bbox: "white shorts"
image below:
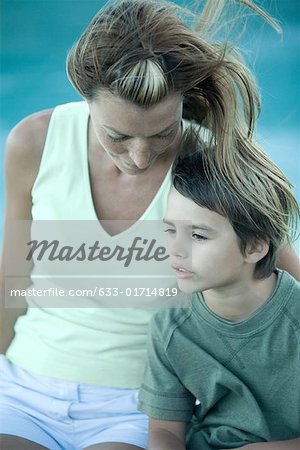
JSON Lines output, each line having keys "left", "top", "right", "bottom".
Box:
{"left": 0, "top": 355, "right": 148, "bottom": 449}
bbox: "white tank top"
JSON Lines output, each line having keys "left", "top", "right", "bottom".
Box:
{"left": 6, "top": 101, "right": 175, "bottom": 387}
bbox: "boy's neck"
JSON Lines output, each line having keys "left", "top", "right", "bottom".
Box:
{"left": 202, "top": 272, "right": 277, "bottom": 322}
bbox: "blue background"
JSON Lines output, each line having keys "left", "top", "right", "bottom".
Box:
{"left": 0, "top": 0, "right": 299, "bottom": 250}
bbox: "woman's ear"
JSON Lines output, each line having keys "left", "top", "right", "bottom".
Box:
{"left": 244, "top": 239, "right": 270, "bottom": 264}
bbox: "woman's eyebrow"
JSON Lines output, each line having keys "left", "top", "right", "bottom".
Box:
{"left": 103, "top": 121, "right": 179, "bottom": 137}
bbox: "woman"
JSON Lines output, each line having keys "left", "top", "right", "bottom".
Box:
{"left": 1, "top": 1, "right": 299, "bottom": 449}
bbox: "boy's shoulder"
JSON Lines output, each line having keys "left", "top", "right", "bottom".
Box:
{"left": 276, "top": 269, "right": 300, "bottom": 315}
{"left": 278, "top": 269, "right": 300, "bottom": 296}
{"left": 150, "top": 296, "right": 195, "bottom": 349}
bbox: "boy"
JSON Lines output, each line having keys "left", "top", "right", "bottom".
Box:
{"left": 138, "top": 134, "right": 300, "bottom": 450}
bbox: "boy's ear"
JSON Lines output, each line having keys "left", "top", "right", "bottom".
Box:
{"left": 244, "top": 239, "right": 270, "bottom": 264}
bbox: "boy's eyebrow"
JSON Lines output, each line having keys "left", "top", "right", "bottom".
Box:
{"left": 192, "top": 224, "right": 215, "bottom": 232}
{"left": 103, "top": 121, "right": 179, "bottom": 137}
{"left": 163, "top": 218, "right": 215, "bottom": 232}
{"left": 163, "top": 218, "right": 174, "bottom": 225}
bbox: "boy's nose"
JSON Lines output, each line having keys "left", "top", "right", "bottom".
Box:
{"left": 169, "top": 238, "right": 189, "bottom": 259}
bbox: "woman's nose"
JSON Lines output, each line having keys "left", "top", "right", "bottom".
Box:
{"left": 128, "top": 140, "right": 152, "bottom": 169}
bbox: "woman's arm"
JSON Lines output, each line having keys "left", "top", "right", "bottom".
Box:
{"left": 148, "top": 418, "right": 186, "bottom": 450}
{"left": 0, "top": 110, "right": 52, "bottom": 353}
{"left": 277, "top": 243, "right": 300, "bottom": 281}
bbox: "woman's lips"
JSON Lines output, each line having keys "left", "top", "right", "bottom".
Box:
{"left": 172, "top": 264, "right": 194, "bottom": 279}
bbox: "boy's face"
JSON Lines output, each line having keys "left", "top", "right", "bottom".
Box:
{"left": 164, "top": 188, "right": 251, "bottom": 294}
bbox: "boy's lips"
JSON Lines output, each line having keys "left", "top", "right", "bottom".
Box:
{"left": 171, "top": 264, "right": 194, "bottom": 279}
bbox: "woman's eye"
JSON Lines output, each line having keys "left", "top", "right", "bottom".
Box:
{"left": 108, "top": 129, "right": 175, "bottom": 142}
{"left": 156, "top": 130, "right": 175, "bottom": 139}
{"left": 108, "top": 135, "right": 128, "bottom": 142}
{"left": 192, "top": 233, "right": 207, "bottom": 241}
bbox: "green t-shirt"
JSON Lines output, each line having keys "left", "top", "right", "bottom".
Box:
{"left": 138, "top": 270, "right": 300, "bottom": 449}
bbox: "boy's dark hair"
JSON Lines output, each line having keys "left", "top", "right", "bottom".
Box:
{"left": 172, "top": 129, "right": 299, "bottom": 278}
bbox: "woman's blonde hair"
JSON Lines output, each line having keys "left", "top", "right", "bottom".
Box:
{"left": 172, "top": 128, "right": 299, "bottom": 279}
{"left": 67, "top": 0, "right": 281, "bottom": 179}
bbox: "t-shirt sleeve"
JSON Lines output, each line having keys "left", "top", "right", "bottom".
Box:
{"left": 138, "top": 313, "right": 195, "bottom": 421}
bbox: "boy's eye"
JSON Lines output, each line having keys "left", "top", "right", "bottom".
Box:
{"left": 164, "top": 228, "right": 176, "bottom": 234}
{"left": 192, "top": 233, "right": 207, "bottom": 241}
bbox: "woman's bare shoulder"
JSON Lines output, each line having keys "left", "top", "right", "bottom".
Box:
{"left": 6, "top": 109, "right": 54, "bottom": 163}
{"left": 5, "top": 109, "right": 54, "bottom": 193}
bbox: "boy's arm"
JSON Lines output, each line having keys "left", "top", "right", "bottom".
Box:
{"left": 148, "top": 418, "right": 186, "bottom": 450}
{"left": 276, "top": 243, "right": 300, "bottom": 281}
{"left": 223, "top": 437, "right": 300, "bottom": 450}
{"left": 138, "top": 313, "right": 195, "bottom": 445}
